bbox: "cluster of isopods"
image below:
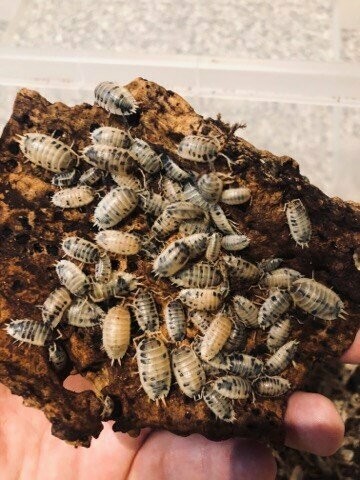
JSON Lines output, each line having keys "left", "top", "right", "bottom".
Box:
{"left": 6, "top": 81, "right": 347, "bottom": 423}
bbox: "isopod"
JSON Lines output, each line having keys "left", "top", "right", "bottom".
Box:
{"left": 221, "top": 234, "right": 250, "bottom": 251}
{"left": 165, "top": 201, "right": 204, "bottom": 222}
{"left": 290, "top": 278, "right": 345, "bottom": 321}
{"left": 111, "top": 172, "right": 142, "bottom": 192}
{"left": 232, "top": 295, "right": 259, "bottom": 328}
{"left": 220, "top": 187, "right": 251, "bottom": 205}
{"left": 200, "top": 312, "right": 232, "bottom": 361}
{"left": 51, "top": 168, "right": 78, "bottom": 187}
{"left": 93, "top": 187, "right": 138, "bottom": 229}
{"left": 95, "top": 230, "right": 140, "bottom": 255}
{"left": 42, "top": 287, "right": 72, "bottom": 329}
{"left": 94, "top": 81, "right": 138, "bottom": 116}
{"left": 188, "top": 310, "right": 211, "bottom": 334}
{"left": 90, "top": 272, "right": 136, "bottom": 302}
{"left": 153, "top": 241, "right": 190, "bottom": 277}
{"left": 183, "top": 182, "right": 210, "bottom": 210}
{"left": 162, "top": 177, "right": 183, "bottom": 202}
{"left": 182, "top": 233, "right": 208, "bottom": 259}
{"left": 202, "top": 384, "right": 236, "bottom": 423}
{"left": 102, "top": 305, "right": 131, "bottom": 365}
{"left": 227, "top": 352, "right": 263, "bottom": 378}
{"left": 223, "top": 255, "right": 261, "bottom": 283}
{"left": 139, "top": 191, "right": 168, "bottom": 217}
{"left": 130, "top": 138, "right": 162, "bottom": 173}
{"left": 197, "top": 172, "right": 223, "bottom": 203}
{"left": 258, "top": 289, "right": 292, "bottom": 330}
{"left": 171, "top": 346, "right": 206, "bottom": 398}
{"left": 83, "top": 144, "right": 133, "bottom": 174}
{"left": 67, "top": 298, "right": 105, "bottom": 327}
{"left": 52, "top": 186, "right": 94, "bottom": 209}
{"left": 170, "top": 262, "right": 222, "bottom": 288}
{"left": 94, "top": 254, "right": 112, "bottom": 283}
{"left": 179, "top": 214, "right": 210, "bottom": 236}
{"left": 258, "top": 257, "right": 283, "bottom": 273}
{"left": 164, "top": 300, "right": 187, "bottom": 342}
{"left": 55, "top": 260, "right": 90, "bottom": 296}
{"left": 136, "top": 336, "right": 171, "bottom": 403}
{"left": 178, "top": 283, "right": 228, "bottom": 311}
{"left": 285, "top": 199, "right": 312, "bottom": 248}
{"left": 91, "top": 126, "right": 132, "bottom": 149}
{"left": 78, "top": 167, "right": 104, "bottom": 186}
{"left": 133, "top": 288, "right": 160, "bottom": 332}
{"left": 213, "top": 375, "right": 252, "bottom": 400}
{"left": 162, "top": 154, "right": 192, "bottom": 182}
{"left": 223, "top": 321, "right": 247, "bottom": 353}
{"left": 48, "top": 342, "right": 68, "bottom": 371}
{"left": 5, "top": 319, "right": 52, "bottom": 346}
{"left": 209, "top": 204, "right": 237, "bottom": 235}
{"left": 265, "top": 340, "right": 299, "bottom": 375}
{"left": 177, "top": 135, "right": 229, "bottom": 166}
{"left": 62, "top": 236, "right": 100, "bottom": 263}
{"left": 261, "top": 267, "right": 303, "bottom": 290}
{"left": 267, "top": 317, "right": 292, "bottom": 352}
{"left": 254, "top": 376, "right": 291, "bottom": 397}
{"left": 17, "top": 133, "right": 76, "bottom": 173}
{"left": 205, "top": 232, "right": 222, "bottom": 263}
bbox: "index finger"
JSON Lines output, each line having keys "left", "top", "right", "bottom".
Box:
{"left": 340, "top": 329, "right": 360, "bottom": 364}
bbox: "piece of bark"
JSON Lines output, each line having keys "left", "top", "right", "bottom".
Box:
{"left": 0, "top": 78, "right": 359, "bottom": 447}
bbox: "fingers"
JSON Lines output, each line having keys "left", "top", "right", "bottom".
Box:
{"left": 341, "top": 329, "right": 360, "bottom": 364}
{"left": 285, "top": 392, "right": 344, "bottom": 456}
{"left": 129, "top": 431, "right": 277, "bottom": 480}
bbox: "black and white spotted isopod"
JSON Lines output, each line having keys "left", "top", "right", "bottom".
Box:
{"left": 94, "top": 81, "right": 138, "bottom": 116}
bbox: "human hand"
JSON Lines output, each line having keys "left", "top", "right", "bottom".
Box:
{"left": 0, "top": 330, "right": 358, "bottom": 480}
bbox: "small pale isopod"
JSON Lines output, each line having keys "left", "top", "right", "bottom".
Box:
{"left": 93, "top": 187, "right": 138, "bottom": 229}
{"left": 188, "top": 310, "right": 211, "bottom": 334}
{"left": 67, "top": 298, "right": 105, "bottom": 327}
{"left": 111, "top": 173, "right": 142, "bottom": 192}
{"left": 285, "top": 199, "right": 312, "bottom": 248}
{"left": 258, "top": 257, "right": 283, "bottom": 273}
{"left": 164, "top": 300, "right": 187, "bottom": 342}
{"left": 262, "top": 268, "right": 303, "bottom": 290}
{"left": 78, "top": 167, "right": 104, "bottom": 186}
{"left": 254, "top": 376, "right": 291, "bottom": 397}
{"left": 265, "top": 340, "right": 299, "bottom": 375}
{"left": 177, "top": 135, "right": 229, "bottom": 166}
{"left": 197, "top": 172, "right": 223, "bottom": 203}
{"left": 220, "top": 187, "right": 251, "bottom": 205}
{"left": 209, "top": 204, "right": 237, "bottom": 235}
{"left": 170, "top": 262, "right": 222, "bottom": 288}
{"left": 183, "top": 182, "right": 210, "bottom": 210}
{"left": 213, "top": 375, "right": 252, "bottom": 400}
{"left": 48, "top": 342, "right": 68, "bottom": 371}
{"left": 102, "top": 305, "right": 131, "bottom": 365}
{"left": 5, "top": 319, "right": 52, "bottom": 346}
{"left": 205, "top": 232, "right": 222, "bottom": 263}
{"left": 139, "top": 192, "right": 168, "bottom": 217}
{"left": 42, "top": 287, "right": 72, "bottom": 329}
{"left": 136, "top": 336, "right": 171, "bottom": 403}
{"left": 290, "top": 278, "right": 345, "bottom": 321}
{"left": 165, "top": 201, "right": 204, "bottom": 222}
{"left": 221, "top": 234, "right": 250, "bottom": 252}
{"left": 258, "top": 289, "right": 292, "bottom": 330}
{"left": 62, "top": 236, "right": 100, "bottom": 263}
{"left": 17, "top": 133, "right": 76, "bottom": 173}
{"left": 227, "top": 352, "right": 263, "bottom": 378}
{"left": 162, "top": 154, "right": 192, "bottom": 182}
{"left": 171, "top": 346, "right": 206, "bottom": 398}
{"left": 94, "top": 81, "right": 138, "bottom": 116}
{"left": 232, "top": 295, "right": 259, "bottom": 328}
{"left": 91, "top": 126, "right": 132, "bottom": 149}
{"left": 133, "top": 288, "right": 160, "bottom": 332}
{"left": 153, "top": 241, "right": 190, "bottom": 277}
{"left": 223, "top": 322, "right": 247, "bottom": 353}
{"left": 202, "top": 384, "right": 236, "bottom": 423}
{"left": 52, "top": 186, "right": 94, "bottom": 209}
{"left": 52, "top": 168, "right": 78, "bottom": 187}
{"left": 162, "top": 177, "right": 183, "bottom": 202}
{"left": 178, "top": 283, "right": 228, "bottom": 311}
{"left": 83, "top": 144, "right": 133, "bottom": 173}
{"left": 90, "top": 272, "right": 137, "bottom": 302}
{"left": 179, "top": 215, "right": 210, "bottom": 236}
{"left": 94, "top": 254, "right": 112, "bottom": 283}
{"left": 130, "top": 138, "right": 162, "bottom": 173}
{"left": 151, "top": 210, "right": 180, "bottom": 238}
{"left": 55, "top": 260, "right": 89, "bottom": 296}
{"left": 267, "top": 317, "right": 292, "bottom": 352}
{"left": 95, "top": 230, "right": 140, "bottom": 255}
{"left": 223, "top": 255, "right": 261, "bottom": 283}
{"left": 200, "top": 312, "right": 232, "bottom": 361}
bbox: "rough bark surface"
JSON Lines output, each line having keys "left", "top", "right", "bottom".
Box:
{"left": 0, "top": 78, "right": 359, "bottom": 447}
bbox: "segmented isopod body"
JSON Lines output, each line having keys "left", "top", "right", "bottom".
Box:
{"left": 220, "top": 187, "right": 251, "bottom": 205}
{"left": 183, "top": 182, "right": 209, "bottom": 210}
{"left": 202, "top": 384, "right": 236, "bottom": 423}
{"left": 188, "top": 310, "right": 211, "bottom": 333}
{"left": 91, "top": 126, "right": 132, "bottom": 149}
{"left": 130, "top": 138, "right": 162, "bottom": 173}
{"left": 267, "top": 317, "right": 292, "bottom": 352}
{"left": 133, "top": 289, "right": 160, "bottom": 332}
{"left": 94, "top": 81, "right": 138, "bottom": 116}
{"left": 52, "top": 186, "right": 94, "bottom": 209}
{"left": 285, "top": 199, "right": 312, "bottom": 248}
{"left": 102, "top": 305, "right": 131, "bottom": 365}
{"left": 177, "top": 135, "right": 221, "bottom": 163}
{"left": 170, "top": 263, "right": 222, "bottom": 288}
{"left": 48, "top": 342, "right": 68, "bottom": 371}
{"left": 262, "top": 268, "right": 303, "bottom": 290}
{"left": 258, "top": 257, "right": 283, "bottom": 273}
{"left": 258, "top": 289, "right": 292, "bottom": 330}
{"left": 55, "top": 260, "right": 89, "bottom": 296}
{"left": 93, "top": 187, "right": 138, "bottom": 229}
{"left": 5, "top": 319, "right": 52, "bottom": 346}
{"left": 42, "top": 287, "right": 71, "bottom": 328}
{"left": 209, "top": 204, "right": 237, "bottom": 235}
{"left": 83, "top": 144, "right": 133, "bottom": 174}
{"left": 95, "top": 230, "right": 140, "bottom": 255}
{"left": 223, "top": 255, "right": 261, "bottom": 283}
{"left": 200, "top": 312, "right": 232, "bottom": 361}
{"left": 52, "top": 169, "right": 78, "bottom": 187}
{"left": 197, "top": 173, "right": 223, "bottom": 203}
{"left": 164, "top": 300, "right": 186, "bottom": 342}
{"left": 153, "top": 241, "right": 190, "bottom": 277}
{"left": 94, "top": 254, "right": 112, "bottom": 282}
{"left": 62, "top": 236, "right": 100, "bottom": 263}
{"left": 136, "top": 337, "right": 171, "bottom": 403}
{"left": 265, "top": 340, "right": 299, "bottom": 375}
{"left": 165, "top": 201, "right": 204, "bottom": 221}
{"left": 17, "top": 133, "right": 76, "bottom": 172}
{"left": 213, "top": 375, "right": 252, "bottom": 400}
{"left": 221, "top": 234, "right": 250, "bottom": 251}
{"left": 111, "top": 173, "right": 142, "bottom": 192}
{"left": 139, "top": 192, "right": 168, "bottom": 217}
{"left": 162, "top": 154, "right": 191, "bottom": 182}
{"left": 206, "top": 232, "right": 222, "bottom": 262}
{"left": 67, "top": 298, "right": 105, "bottom": 327}
{"left": 290, "top": 278, "right": 345, "bottom": 320}
{"left": 179, "top": 215, "right": 210, "bottom": 235}
{"left": 232, "top": 295, "right": 259, "bottom": 328}
{"left": 178, "top": 284, "right": 228, "bottom": 311}
{"left": 227, "top": 352, "right": 263, "bottom": 378}
{"left": 151, "top": 210, "right": 180, "bottom": 238}
{"left": 181, "top": 233, "right": 208, "bottom": 259}
{"left": 90, "top": 272, "right": 136, "bottom": 302}
{"left": 78, "top": 167, "right": 104, "bottom": 186}
{"left": 162, "top": 178, "right": 183, "bottom": 202}
{"left": 254, "top": 376, "right": 291, "bottom": 397}
{"left": 223, "top": 322, "right": 247, "bottom": 353}
{"left": 171, "top": 346, "right": 206, "bottom": 398}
